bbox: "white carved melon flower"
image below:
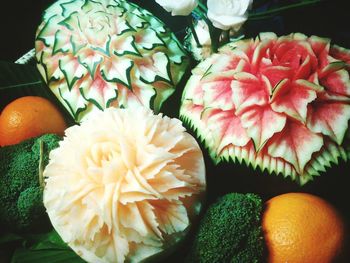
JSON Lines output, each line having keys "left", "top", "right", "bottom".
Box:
{"left": 43, "top": 107, "right": 206, "bottom": 263}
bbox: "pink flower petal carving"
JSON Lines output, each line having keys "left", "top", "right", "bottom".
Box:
{"left": 202, "top": 108, "right": 250, "bottom": 154}
{"left": 181, "top": 33, "right": 350, "bottom": 184}
{"left": 202, "top": 72, "right": 235, "bottom": 110}
{"left": 320, "top": 69, "right": 350, "bottom": 96}
{"left": 239, "top": 105, "right": 287, "bottom": 150}
{"left": 271, "top": 79, "right": 322, "bottom": 122}
{"left": 268, "top": 121, "right": 323, "bottom": 174}
{"left": 307, "top": 101, "right": 350, "bottom": 145}
{"left": 231, "top": 72, "right": 270, "bottom": 112}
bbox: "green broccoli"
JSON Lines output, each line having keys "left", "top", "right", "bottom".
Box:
{"left": 0, "top": 134, "right": 61, "bottom": 232}
{"left": 186, "top": 193, "right": 265, "bottom": 263}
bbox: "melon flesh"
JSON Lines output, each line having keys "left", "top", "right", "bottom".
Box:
{"left": 180, "top": 32, "right": 350, "bottom": 185}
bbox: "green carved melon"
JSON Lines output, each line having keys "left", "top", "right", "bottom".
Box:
{"left": 35, "top": 0, "right": 189, "bottom": 122}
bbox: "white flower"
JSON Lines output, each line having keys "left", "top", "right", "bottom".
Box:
{"left": 193, "top": 20, "right": 212, "bottom": 46}
{"left": 43, "top": 107, "right": 206, "bottom": 263}
{"left": 207, "top": 0, "right": 253, "bottom": 30}
{"left": 155, "top": 0, "right": 198, "bottom": 16}
{"left": 187, "top": 20, "right": 213, "bottom": 61}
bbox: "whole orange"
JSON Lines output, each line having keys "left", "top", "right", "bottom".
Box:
{"left": 0, "top": 96, "right": 67, "bottom": 146}
{"left": 262, "top": 192, "right": 345, "bottom": 263}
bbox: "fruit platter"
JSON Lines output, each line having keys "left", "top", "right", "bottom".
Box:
{"left": 0, "top": 0, "right": 349, "bottom": 262}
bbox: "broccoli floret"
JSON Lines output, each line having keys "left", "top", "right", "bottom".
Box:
{"left": 0, "top": 134, "right": 61, "bottom": 232}
{"left": 17, "top": 186, "right": 47, "bottom": 229}
{"left": 186, "top": 193, "right": 265, "bottom": 263}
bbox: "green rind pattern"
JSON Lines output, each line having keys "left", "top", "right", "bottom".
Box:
{"left": 35, "top": 0, "right": 189, "bottom": 122}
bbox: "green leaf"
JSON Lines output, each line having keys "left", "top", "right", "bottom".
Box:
{"left": 0, "top": 61, "right": 76, "bottom": 126}
{"left": 10, "top": 230, "right": 85, "bottom": 263}
{"left": 29, "top": 230, "right": 67, "bottom": 250}
{"left": 11, "top": 248, "right": 85, "bottom": 263}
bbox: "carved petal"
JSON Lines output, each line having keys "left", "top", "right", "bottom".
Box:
{"left": 271, "top": 79, "right": 321, "bottom": 122}
{"left": 231, "top": 72, "right": 269, "bottom": 112}
{"left": 239, "top": 105, "right": 287, "bottom": 150}
{"left": 307, "top": 101, "right": 350, "bottom": 145}
{"left": 268, "top": 121, "right": 323, "bottom": 174}
{"left": 202, "top": 108, "right": 250, "bottom": 154}
{"left": 202, "top": 72, "right": 235, "bottom": 110}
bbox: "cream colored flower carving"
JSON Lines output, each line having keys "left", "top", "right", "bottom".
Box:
{"left": 43, "top": 107, "right": 206, "bottom": 263}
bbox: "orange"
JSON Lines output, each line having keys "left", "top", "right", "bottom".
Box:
{"left": 0, "top": 96, "right": 67, "bottom": 146}
{"left": 262, "top": 192, "right": 345, "bottom": 263}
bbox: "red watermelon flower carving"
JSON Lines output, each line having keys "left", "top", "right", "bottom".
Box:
{"left": 180, "top": 32, "right": 350, "bottom": 184}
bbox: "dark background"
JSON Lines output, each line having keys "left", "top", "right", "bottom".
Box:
{"left": 0, "top": 0, "right": 349, "bottom": 262}
{"left": 0, "top": 0, "right": 349, "bottom": 61}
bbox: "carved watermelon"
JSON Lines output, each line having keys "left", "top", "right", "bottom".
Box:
{"left": 180, "top": 32, "right": 350, "bottom": 185}
{"left": 35, "top": 0, "right": 189, "bottom": 122}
